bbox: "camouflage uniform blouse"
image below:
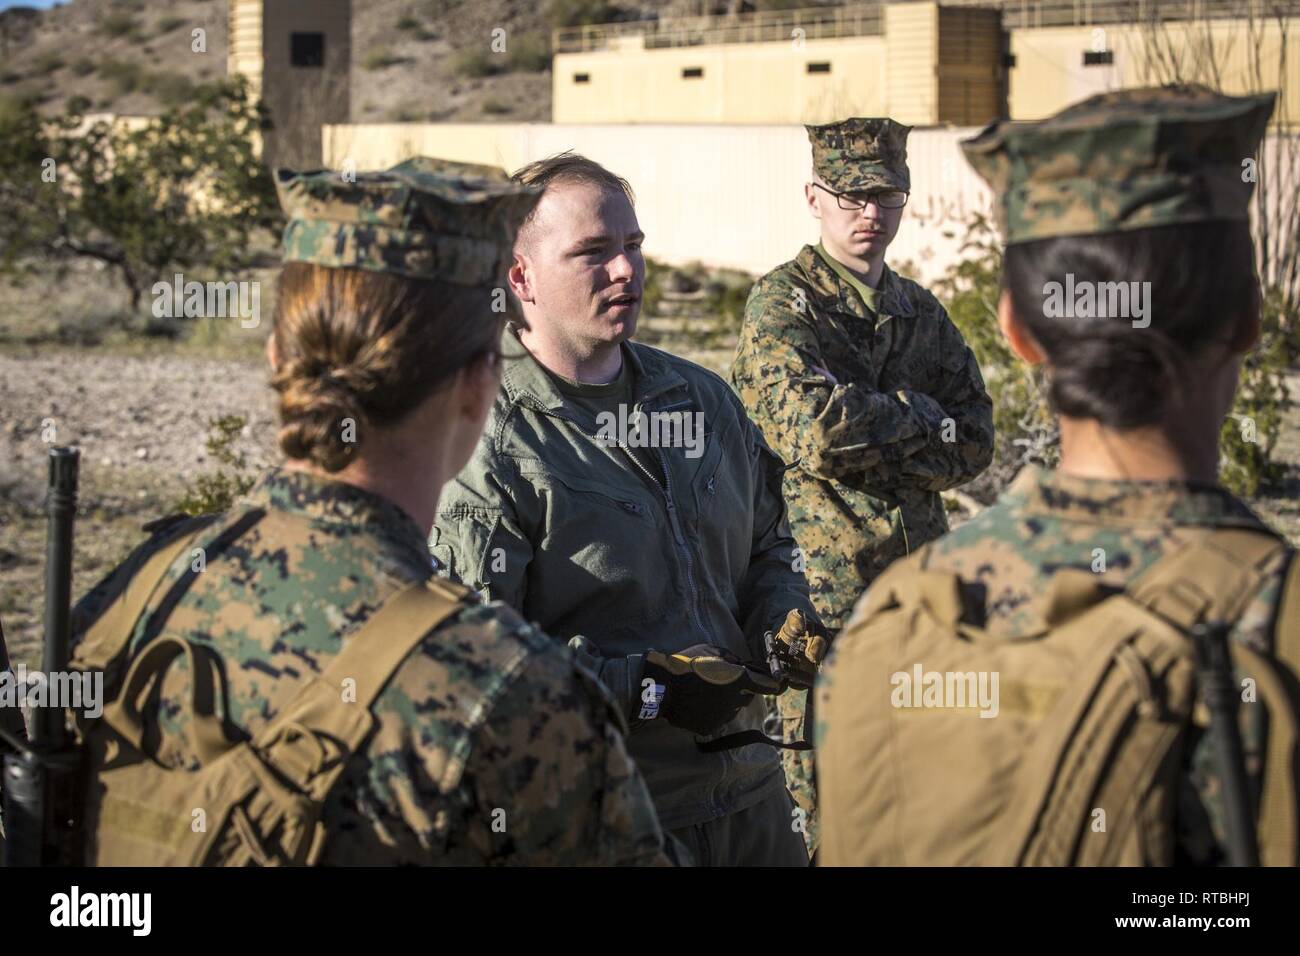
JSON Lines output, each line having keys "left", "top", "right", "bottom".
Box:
{"left": 69, "top": 468, "right": 669, "bottom": 866}
{"left": 731, "top": 245, "right": 994, "bottom": 630}
{"left": 887, "top": 465, "right": 1295, "bottom": 864}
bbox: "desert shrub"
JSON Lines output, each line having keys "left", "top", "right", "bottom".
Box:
{"left": 149, "top": 72, "right": 196, "bottom": 108}
{"left": 363, "top": 47, "right": 403, "bottom": 71}
{"left": 549, "top": 0, "right": 618, "bottom": 28}
{"left": 508, "top": 33, "right": 552, "bottom": 72}
{"left": 100, "top": 12, "right": 139, "bottom": 39}
{"left": 932, "top": 215, "right": 1058, "bottom": 500}
{"left": 174, "top": 415, "right": 257, "bottom": 515}
{"left": 33, "top": 52, "right": 64, "bottom": 75}
{"left": 1219, "top": 288, "right": 1292, "bottom": 495}
{"left": 453, "top": 45, "right": 501, "bottom": 78}
{"left": 100, "top": 59, "right": 146, "bottom": 96}
{"left": 934, "top": 215, "right": 1290, "bottom": 499}
{"left": 0, "top": 75, "right": 279, "bottom": 311}
{"left": 641, "top": 256, "right": 669, "bottom": 317}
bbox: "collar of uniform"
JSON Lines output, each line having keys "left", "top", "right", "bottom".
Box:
{"left": 242, "top": 466, "right": 430, "bottom": 563}
{"left": 500, "top": 323, "right": 687, "bottom": 414}
{"left": 815, "top": 242, "right": 878, "bottom": 314}
{"left": 1008, "top": 464, "right": 1270, "bottom": 530}
{"left": 797, "top": 244, "right": 915, "bottom": 320}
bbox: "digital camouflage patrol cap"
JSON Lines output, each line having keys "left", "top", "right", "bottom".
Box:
{"left": 806, "top": 117, "right": 912, "bottom": 193}
{"left": 960, "top": 84, "right": 1276, "bottom": 246}
{"left": 275, "top": 157, "right": 541, "bottom": 285}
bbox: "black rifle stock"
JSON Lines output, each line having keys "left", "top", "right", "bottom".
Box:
{"left": 2, "top": 446, "right": 82, "bottom": 866}
{"left": 0, "top": 618, "right": 31, "bottom": 839}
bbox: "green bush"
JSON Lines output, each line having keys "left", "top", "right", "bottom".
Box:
{"left": 173, "top": 415, "right": 257, "bottom": 516}
{"left": 363, "top": 47, "right": 403, "bottom": 71}
{"left": 396, "top": 14, "right": 422, "bottom": 32}
{"left": 1218, "top": 288, "right": 1292, "bottom": 496}
{"left": 0, "top": 75, "right": 279, "bottom": 311}
{"left": 453, "top": 45, "right": 502, "bottom": 78}
{"left": 100, "top": 59, "right": 146, "bottom": 96}
{"left": 65, "top": 94, "right": 92, "bottom": 115}
{"left": 70, "top": 58, "right": 97, "bottom": 77}
{"left": 702, "top": 272, "right": 753, "bottom": 341}
{"left": 508, "top": 33, "right": 552, "bottom": 73}
{"left": 156, "top": 15, "right": 188, "bottom": 34}
{"left": 149, "top": 72, "right": 196, "bottom": 108}
{"left": 642, "top": 256, "right": 669, "bottom": 317}
{"left": 549, "top": 0, "right": 618, "bottom": 28}
{"left": 100, "top": 12, "right": 139, "bottom": 39}
{"left": 932, "top": 215, "right": 1058, "bottom": 499}
{"left": 481, "top": 97, "right": 512, "bottom": 115}
{"left": 934, "top": 215, "right": 1290, "bottom": 499}
{"left": 33, "top": 52, "right": 64, "bottom": 75}
{"left": 640, "top": 258, "right": 754, "bottom": 349}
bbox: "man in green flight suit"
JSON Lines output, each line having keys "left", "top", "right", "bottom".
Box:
{"left": 432, "top": 151, "right": 820, "bottom": 866}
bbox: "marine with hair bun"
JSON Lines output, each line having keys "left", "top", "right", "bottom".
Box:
{"left": 66, "top": 158, "right": 674, "bottom": 866}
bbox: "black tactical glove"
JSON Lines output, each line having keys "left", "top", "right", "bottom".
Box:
{"left": 639, "top": 644, "right": 781, "bottom": 736}
{"left": 763, "top": 609, "right": 831, "bottom": 691}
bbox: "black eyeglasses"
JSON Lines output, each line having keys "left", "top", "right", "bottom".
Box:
{"left": 813, "top": 182, "right": 909, "bottom": 211}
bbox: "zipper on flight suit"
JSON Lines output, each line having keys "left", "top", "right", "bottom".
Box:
{"left": 529, "top": 397, "right": 736, "bottom": 820}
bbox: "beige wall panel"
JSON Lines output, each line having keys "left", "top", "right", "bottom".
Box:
{"left": 885, "top": 2, "right": 939, "bottom": 124}
{"left": 1010, "top": 20, "right": 1300, "bottom": 123}
{"left": 553, "top": 36, "right": 889, "bottom": 124}
{"left": 322, "top": 122, "right": 997, "bottom": 286}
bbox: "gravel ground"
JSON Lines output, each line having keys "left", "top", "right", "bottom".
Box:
{"left": 1, "top": 351, "right": 1297, "bottom": 672}
{"left": 1, "top": 352, "right": 278, "bottom": 666}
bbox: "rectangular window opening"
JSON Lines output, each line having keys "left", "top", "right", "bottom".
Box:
{"left": 1083, "top": 50, "right": 1114, "bottom": 66}
{"left": 291, "top": 32, "right": 325, "bottom": 68}
{"left": 806, "top": 62, "right": 831, "bottom": 74}
{"left": 574, "top": 72, "right": 591, "bottom": 84}
{"left": 682, "top": 67, "right": 704, "bottom": 79}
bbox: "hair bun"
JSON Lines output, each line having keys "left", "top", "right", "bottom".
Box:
{"left": 274, "top": 363, "right": 368, "bottom": 472}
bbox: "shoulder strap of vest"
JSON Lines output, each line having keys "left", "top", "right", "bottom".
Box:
{"left": 1121, "top": 528, "right": 1297, "bottom": 866}
{"left": 1250, "top": 549, "right": 1300, "bottom": 866}
{"left": 322, "top": 576, "right": 474, "bottom": 709}
{"left": 73, "top": 509, "right": 257, "bottom": 674}
{"left": 248, "top": 576, "right": 475, "bottom": 797}
{"left": 1127, "top": 526, "right": 1287, "bottom": 632}
{"left": 1276, "top": 548, "right": 1300, "bottom": 667}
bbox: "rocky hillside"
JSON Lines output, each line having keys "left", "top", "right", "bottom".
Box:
{"left": 0, "top": 0, "right": 691, "bottom": 124}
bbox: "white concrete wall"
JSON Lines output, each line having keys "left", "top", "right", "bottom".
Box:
{"left": 322, "top": 122, "right": 996, "bottom": 286}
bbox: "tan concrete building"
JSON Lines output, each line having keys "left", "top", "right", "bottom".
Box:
{"left": 228, "top": 0, "right": 351, "bottom": 168}
{"left": 552, "top": 0, "right": 1300, "bottom": 126}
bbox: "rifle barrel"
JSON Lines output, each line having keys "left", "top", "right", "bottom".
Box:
{"left": 35, "top": 447, "right": 79, "bottom": 749}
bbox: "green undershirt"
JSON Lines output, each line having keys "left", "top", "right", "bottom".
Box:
{"left": 816, "top": 242, "right": 880, "bottom": 314}
{"left": 546, "top": 361, "right": 665, "bottom": 486}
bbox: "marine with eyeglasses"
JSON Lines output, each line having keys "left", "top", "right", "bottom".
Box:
{"left": 729, "top": 117, "right": 995, "bottom": 855}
